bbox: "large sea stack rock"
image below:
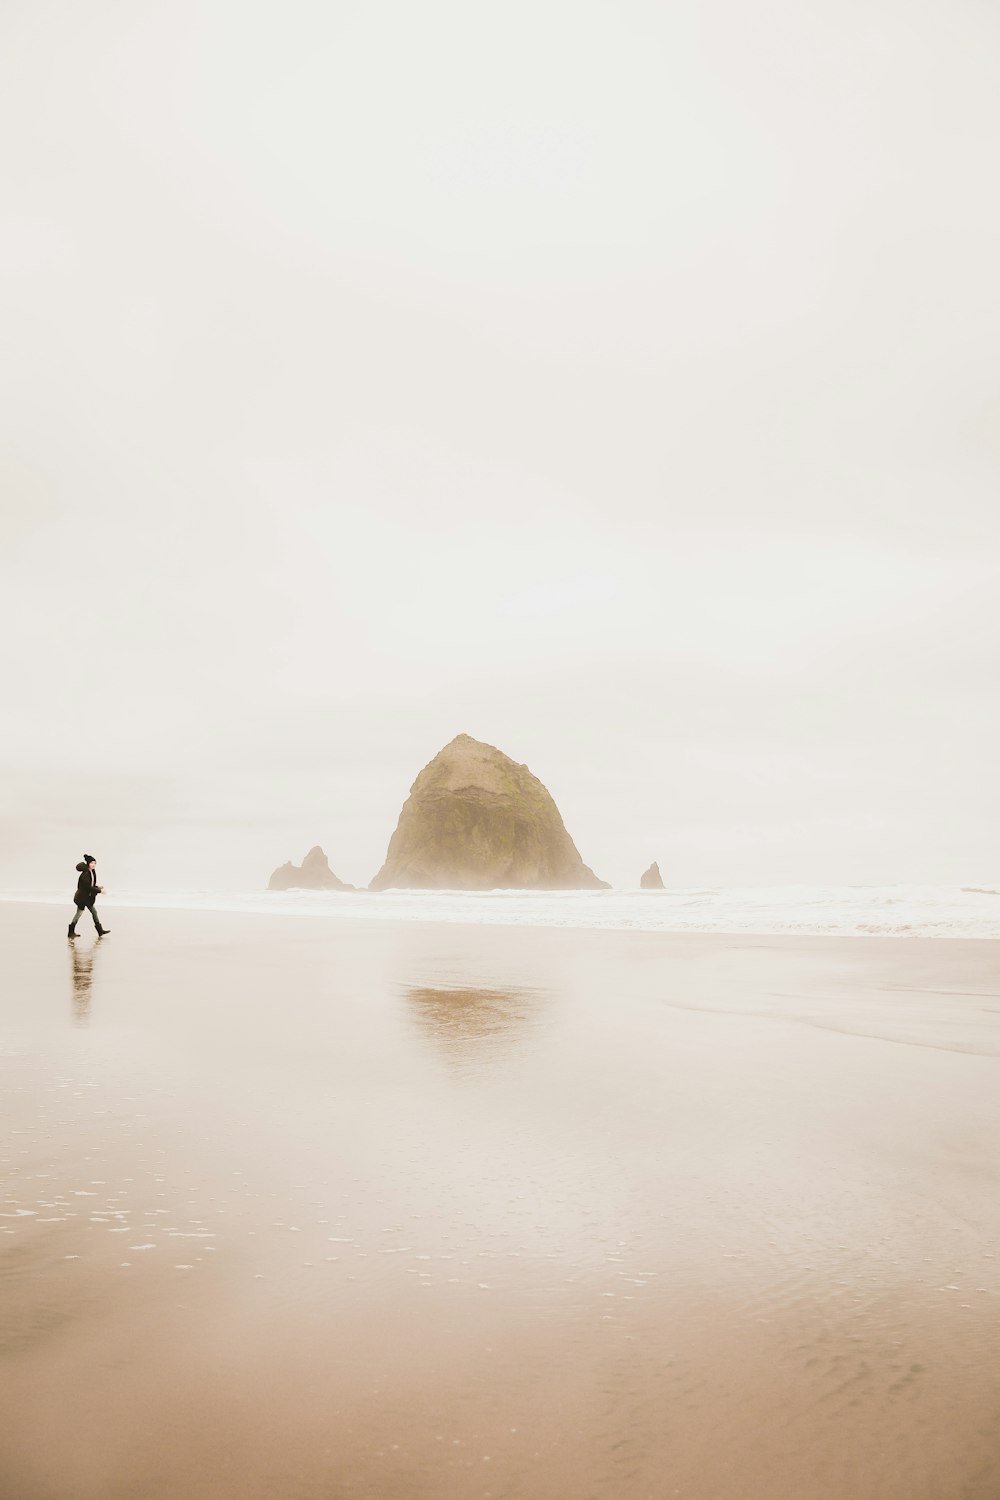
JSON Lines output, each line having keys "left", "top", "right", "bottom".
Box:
{"left": 640, "top": 861, "right": 665, "bottom": 890}
{"left": 369, "top": 734, "right": 608, "bottom": 891}
{"left": 268, "top": 846, "right": 355, "bottom": 891}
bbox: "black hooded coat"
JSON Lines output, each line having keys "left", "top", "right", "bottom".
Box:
{"left": 74, "top": 862, "right": 97, "bottom": 909}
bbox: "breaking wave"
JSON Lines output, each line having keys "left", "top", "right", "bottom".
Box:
{"left": 3, "top": 884, "right": 1000, "bottom": 939}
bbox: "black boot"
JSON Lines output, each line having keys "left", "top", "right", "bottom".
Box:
{"left": 96, "top": 927, "right": 110, "bottom": 936}
{"left": 68, "top": 925, "right": 77, "bottom": 938}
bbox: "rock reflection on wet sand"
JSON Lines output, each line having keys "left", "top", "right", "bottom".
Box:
{"left": 404, "top": 984, "right": 541, "bottom": 1067}
{"left": 1, "top": 903, "right": 1000, "bottom": 1500}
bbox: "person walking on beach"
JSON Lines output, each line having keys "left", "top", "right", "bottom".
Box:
{"left": 68, "top": 855, "right": 110, "bottom": 938}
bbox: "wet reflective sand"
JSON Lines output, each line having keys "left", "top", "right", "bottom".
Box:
{"left": 1, "top": 903, "right": 999, "bottom": 1499}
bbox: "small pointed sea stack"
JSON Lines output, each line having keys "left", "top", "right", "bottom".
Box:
{"left": 268, "top": 846, "right": 355, "bottom": 891}
{"left": 370, "top": 734, "right": 609, "bottom": 891}
{"left": 640, "top": 861, "right": 665, "bottom": 890}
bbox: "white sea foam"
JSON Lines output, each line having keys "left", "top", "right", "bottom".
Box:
{"left": 3, "top": 884, "right": 1000, "bottom": 939}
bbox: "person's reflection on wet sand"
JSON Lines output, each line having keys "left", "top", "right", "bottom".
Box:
{"left": 70, "top": 941, "right": 99, "bottom": 1026}
{"left": 403, "top": 985, "right": 540, "bottom": 1072}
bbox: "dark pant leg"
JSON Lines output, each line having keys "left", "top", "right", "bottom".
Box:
{"left": 86, "top": 902, "right": 102, "bottom": 931}
{"left": 69, "top": 904, "right": 82, "bottom": 932}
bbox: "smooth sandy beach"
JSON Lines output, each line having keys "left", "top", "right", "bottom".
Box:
{"left": 1, "top": 901, "right": 999, "bottom": 1500}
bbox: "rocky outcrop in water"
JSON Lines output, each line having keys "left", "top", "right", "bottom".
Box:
{"left": 369, "top": 733, "right": 608, "bottom": 891}
{"left": 640, "top": 861, "right": 665, "bottom": 889}
{"left": 268, "top": 846, "right": 355, "bottom": 891}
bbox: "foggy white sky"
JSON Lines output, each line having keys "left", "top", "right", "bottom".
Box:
{"left": 2, "top": 0, "right": 999, "bottom": 891}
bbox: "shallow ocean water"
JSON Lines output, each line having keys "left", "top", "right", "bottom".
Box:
{"left": 5, "top": 880, "right": 1000, "bottom": 938}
